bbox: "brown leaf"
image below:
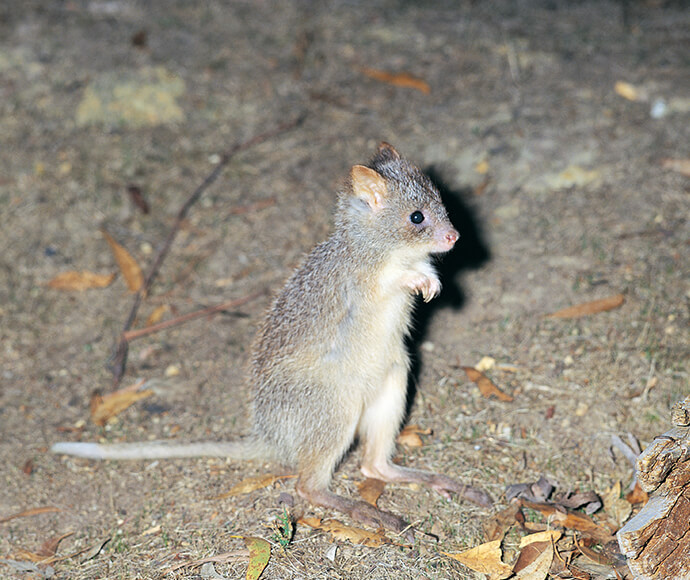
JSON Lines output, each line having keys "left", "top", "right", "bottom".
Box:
{"left": 358, "top": 478, "right": 386, "bottom": 506}
{"left": 660, "top": 158, "right": 690, "bottom": 177}
{"left": 574, "top": 536, "right": 618, "bottom": 566}
{"left": 519, "top": 530, "right": 562, "bottom": 547}
{"left": 462, "top": 367, "right": 514, "bottom": 402}
{"left": 519, "top": 500, "right": 615, "bottom": 544}
{"left": 298, "top": 517, "right": 390, "bottom": 547}
{"left": 601, "top": 481, "right": 632, "bottom": 528}
{"left": 358, "top": 67, "right": 431, "bottom": 94}
{"left": 37, "top": 531, "right": 74, "bottom": 557}
{"left": 0, "top": 506, "right": 61, "bottom": 524}
{"left": 90, "top": 381, "right": 153, "bottom": 426}
{"left": 22, "top": 459, "right": 34, "bottom": 476}
{"left": 513, "top": 537, "right": 556, "bottom": 580}
{"left": 625, "top": 481, "right": 649, "bottom": 505}
{"left": 214, "top": 474, "right": 296, "bottom": 499}
{"left": 102, "top": 230, "right": 143, "bottom": 292}
{"left": 484, "top": 503, "right": 523, "bottom": 541}
{"left": 396, "top": 424, "right": 431, "bottom": 447}
{"left": 553, "top": 490, "right": 601, "bottom": 511}
{"left": 146, "top": 304, "right": 169, "bottom": 326}
{"left": 443, "top": 539, "right": 513, "bottom": 578}
{"left": 546, "top": 294, "right": 625, "bottom": 319}
{"left": 47, "top": 270, "right": 116, "bottom": 291}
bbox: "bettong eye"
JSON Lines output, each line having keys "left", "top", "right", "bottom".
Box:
{"left": 409, "top": 210, "right": 424, "bottom": 224}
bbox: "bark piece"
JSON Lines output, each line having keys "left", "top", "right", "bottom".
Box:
{"left": 617, "top": 396, "right": 690, "bottom": 580}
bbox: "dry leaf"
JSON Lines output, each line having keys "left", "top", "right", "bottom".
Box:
{"left": 47, "top": 271, "right": 115, "bottom": 291}
{"left": 359, "top": 67, "right": 431, "bottom": 94}
{"left": 614, "top": 81, "right": 640, "bottom": 101}
{"left": 519, "top": 500, "right": 615, "bottom": 544}
{"left": 484, "top": 503, "right": 523, "bottom": 542}
{"left": 0, "top": 506, "right": 61, "bottom": 524}
{"left": 601, "top": 481, "right": 632, "bottom": 528}
{"left": 546, "top": 294, "right": 625, "bottom": 319}
{"left": 22, "top": 459, "right": 34, "bottom": 476}
{"left": 519, "top": 530, "right": 562, "bottom": 547}
{"left": 146, "top": 304, "right": 169, "bottom": 326}
{"left": 443, "top": 539, "right": 513, "bottom": 578}
{"left": 358, "top": 478, "right": 386, "bottom": 506}
{"left": 625, "top": 481, "right": 649, "bottom": 505}
{"left": 245, "top": 537, "right": 270, "bottom": 580}
{"left": 660, "top": 158, "right": 690, "bottom": 177}
{"left": 462, "top": 367, "right": 514, "bottom": 402}
{"left": 37, "top": 531, "right": 74, "bottom": 558}
{"left": 574, "top": 536, "right": 617, "bottom": 566}
{"left": 298, "top": 517, "right": 390, "bottom": 547}
{"left": 102, "top": 230, "right": 143, "bottom": 292}
{"left": 214, "top": 474, "right": 296, "bottom": 499}
{"left": 396, "top": 424, "right": 431, "bottom": 447}
{"left": 513, "top": 539, "right": 555, "bottom": 580}
{"left": 90, "top": 383, "right": 153, "bottom": 426}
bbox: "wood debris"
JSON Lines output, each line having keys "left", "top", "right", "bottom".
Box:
{"left": 617, "top": 396, "right": 690, "bottom": 579}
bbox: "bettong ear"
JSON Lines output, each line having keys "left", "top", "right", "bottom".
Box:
{"left": 376, "top": 142, "right": 401, "bottom": 159}
{"left": 350, "top": 165, "right": 388, "bottom": 210}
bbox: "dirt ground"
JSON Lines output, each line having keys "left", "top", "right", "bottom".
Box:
{"left": 0, "top": 1, "right": 688, "bottom": 578}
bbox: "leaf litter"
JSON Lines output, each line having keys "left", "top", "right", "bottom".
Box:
{"left": 89, "top": 379, "right": 154, "bottom": 426}
{"left": 444, "top": 475, "right": 643, "bottom": 578}
{"left": 102, "top": 229, "right": 144, "bottom": 292}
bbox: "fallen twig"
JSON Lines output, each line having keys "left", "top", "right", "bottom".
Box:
{"left": 109, "top": 115, "right": 305, "bottom": 385}
{"left": 122, "top": 292, "right": 264, "bottom": 342}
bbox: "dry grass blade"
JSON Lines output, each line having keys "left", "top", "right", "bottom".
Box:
{"left": 0, "top": 506, "right": 61, "bottom": 524}
{"left": 546, "top": 294, "right": 624, "bottom": 319}
{"left": 161, "top": 549, "right": 249, "bottom": 575}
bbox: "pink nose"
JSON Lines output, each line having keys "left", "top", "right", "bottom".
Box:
{"left": 446, "top": 229, "right": 459, "bottom": 246}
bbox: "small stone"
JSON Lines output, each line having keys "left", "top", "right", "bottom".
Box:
{"left": 421, "top": 341, "right": 435, "bottom": 352}
{"left": 165, "top": 365, "right": 180, "bottom": 377}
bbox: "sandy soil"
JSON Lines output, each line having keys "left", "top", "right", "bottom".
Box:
{"left": 0, "top": 1, "right": 687, "bottom": 578}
